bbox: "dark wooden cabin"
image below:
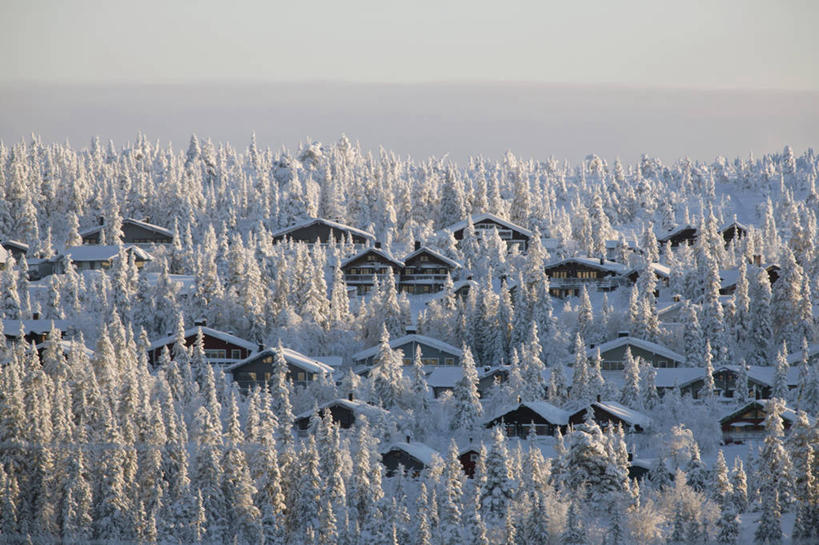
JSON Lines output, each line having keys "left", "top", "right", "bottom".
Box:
{"left": 341, "top": 246, "right": 404, "bottom": 295}
{"left": 271, "top": 217, "right": 375, "bottom": 246}
{"left": 484, "top": 401, "right": 570, "bottom": 438}
{"left": 228, "top": 347, "right": 334, "bottom": 390}
{"left": 147, "top": 325, "right": 257, "bottom": 366}
{"left": 399, "top": 243, "right": 461, "bottom": 294}
{"left": 446, "top": 212, "right": 531, "bottom": 253}
{"left": 81, "top": 218, "right": 173, "bottom": 245}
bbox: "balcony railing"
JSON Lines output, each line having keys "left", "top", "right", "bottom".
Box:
{"left": 344, "top": 273, "right": 397, "bottom": 283}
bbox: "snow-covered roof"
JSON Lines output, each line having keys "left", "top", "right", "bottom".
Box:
{"left": 719, "top": 264, "right": 778, "bottom": 292}
{"left": 424, "top": 366, "right": 464, "bottom": 389}
{"left": 586, "top": 336, "right": 685, "bottom": 365}
{"left": 312, "top": 355, "right": 343, "bottom": 368}
{"left": 351, "top": 334, "right": 463, "bottom": 362}
{"left": 270, "top": 217, "right": 375, "bottom": 242}
{"left": 80, "top": 218, "right": 173, "bottom": 238}
{"left": 294, "top": 398, "right": 389, "bottom": 422}
{"left": 443, "top": 212, "right": 533, "bottom": 239}
{"left": 64, "top": 245, "right": 153, "bottom": 263}
{"left": 487, "top": 401, "right": 570, "bottom": 426}
{"left": 626, "top": 262, "right": 671, "bottom": 279}
{"left": 227, "top": 347, "right": 334, "bottom": 375}
{"left": 592, "top": 401, "right": 652, "bottom": 429}
{"left": 544, "top": 256, "right": 628, "bottom": 275}
{"left": 656, "top": 224, "right": 697, "bottom": 242}
{"left": 719, "top": 220, "right": 748, "bottom": 234}
{"left": 36, "top": 339, "right": 94, "bottom": 358}
{"left": 340, "top": 247, "right": 404, "bottom": 269}
{"left": 147, "top": 326, "right": 258, "bottom": 352}
{"left": 1, "top": 240, "right": 29, "bottom": 252}
{"left": 720, "top": 400, "right": 814, "bottom": 426}
{"left": 402, "top": 246, "right": 462, "bottom": 269}
{"left": 3, "top": 319, "right": 70, "bottom": 336}
{"left": 382, "top": 442, "right": 439, "bottom": 466}
{"left": 786, "top": 343, "right": 819, "bottom": 366}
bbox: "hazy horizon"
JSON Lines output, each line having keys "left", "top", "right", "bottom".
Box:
{"left": 2, "top": 80, "right": 817, "bottom": 164}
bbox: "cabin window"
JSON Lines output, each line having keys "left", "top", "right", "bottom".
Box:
{"left": 263, "top": 356, "right": 273, "bottom": 364}
{"left": 419, "top": 255, "right": 429, "bottom": 262}
{"left": 403, "top": 358, "right": 412, "bottom": 366}
{"left": 469, "top": 453, "right": 478, "bottom": 462}
{"left": 204, "top": 349, "right": 226, "bottom": 360}
{"left": 444, "top": 357, "right": 455, "bottom": 366}
{"left": 297, "top": 372, "right": 306, "bottom": 382}
{"left": 552, "top": 271, "right": 567, "bottom": 279}
{"left": 264, "top": 372, "right": 271, "bottom": 382}
{"left": 248, "top": 372, "right": 257, "bottom": 382}
{"left": 422, "top": 358, "right": 439, "bottom": 366}
{"left": 231, "top": 349, "right": 242, "bottom": 359}
{"left": 367, "top": 254, "right": 378, "bottom": 262}
{"left": 577, "top": 271, "right": 597, "bottom": 279}
{"left": 602, "top": 360, "right": 625, "bottom": 371}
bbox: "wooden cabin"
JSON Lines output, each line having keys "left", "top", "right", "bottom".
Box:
{"left": 381, "top": 442, "right": 439, "bottom": 477}
{"left": 586, "top": 336, "right": 685, "bottom": 371}
{"left": 80, "top": 218, "right": 173, "bottom": 245}
{"left": 657, "top": 225, "right": 698, "bottom": 248}
{"left": 228, "top": 347, "right": 334, "bottom": 390}
{"left": 720, "top": 221, "right": 748, "bottom": 245}
{"left": 271, "top": 217, "right": 375, "bottom": 246}
{"left": 484, "top": 401, "right": 570, "bottom": 438}
{"left": 293, "top": 397, "right": 389, "bottom": 432}
{"left": 459, "top": 447, "right": 481, "bottom": 478}
{"left": 60, "top": 245, "right": 153, "bottom": 272}
{"left": 341, "top": 245, "right": 404, "bottom": 296}
{"left": 444, "top": 212, "right": 531, "bottom": 253}
{"left": 3, "top": 318, "right": 69, "bottom": 345}
{"left": 567, "top": 401, "right": 652, "bottom": 433}
{"left": 352, "top": 334, "right": 463, "bottom": 367}
{"left": 543, "top": 257, "right": 628, "bottom": 297}
{"left": 720, "top": 400, "right": 810, "bottom": 444}
{"left": 1, "top": 240, "right": 29, "bottom": 262}
{"left": 399, "top": 243, "right": 461, "bottom": 294}
{"left": 147, "top": 325, "right": 257, "bottom": 367}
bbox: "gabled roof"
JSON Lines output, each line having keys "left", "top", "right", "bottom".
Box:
{"left": 1, "top": 240, "right": 29, "bottom": 252}
{"left": 80, "top": 218, "right": 173, "bottom": 238}
{"left": 626, "top": 262, "right": 671, "bottom": 279}
{"left": 382, "top": 442, "right": 439, "bottom": 466}
{"left": 719, "top": 220, "right": 748, "bottom": 234}
{"left": 719, "top": 264, "right": 779, "bottom": 292}
{"left": 656, "top": 224, "right": 697, "bottom": 242}
{"left": 486, "top": 401, "right": 570, "bottom": 426}
{"left": 719, "top": 399, "right": 813, "bottom": 426}
{"left": 351, "top": 334, "right": 463, "bottom": 362}
{"left": 443, "top": 212, "right": 533, "bottom": 239}
{"left": 587, "top": 336, "right": 685, "bottom": 365}
{"left": 227, "top": 346, "right": 334, "bottom": 375}
{"left": 294, "top": 398, "right": 389, "bottom": 422}
{"left": 64, "top": 245, "right": 153, "bottom": 263}
{"left": 271, "top": 217, "right": 375, "bottom": 242}
{"left": 402, "top": 246, "right": 462, "bottom": 269}
{"left": 544, "top": 256, "right": 628, "bottom": 275}
{"left": 592, "top": 401, "right": 652, "bottom": 429}
{"left": 147, "top": 326, "right": 258, "bottom": 352}
{"left": 3, "top": 319, "right": 70, "bottom": 336}
{"left": 787, "top": 343, "right": 819, "bottom": 366}
{"left": 340, "top": 247, "right": 404, "bottom": 269}
{"left": 36, "top": 339, "right": 95, "bottom": 358}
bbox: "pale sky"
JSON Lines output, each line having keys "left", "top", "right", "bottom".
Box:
{"left": 2, "top": 0, "right": 818, "bottom": 89}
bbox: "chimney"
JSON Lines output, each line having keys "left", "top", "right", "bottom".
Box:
{"left": 596, "top": 394, "right": 601, "bottom": 402}
{"left": 374, "top": 241, "right": 382, "bottom": 249}
{"left": 32, "top": 312, "right": 40, "bottom": 320}
{"left": 414, "top": 240, "right": 421, "bottom": 251}
{"left": 753, "top": 254, "right": 762, "bottom": 266}
{"left": 468, "top": 436, "right": 473, "bottom": 444}
{"left": 348, "top": 392, "right": 354, "bottom": 402}
{"left": 517, "top": 395, "right": 522, "bottom": 404}
{"left": 194, "top": 318, "right": 207, "bottom": 327}
{"left": 406, "top": 435, "right": 411, "bottom": 444}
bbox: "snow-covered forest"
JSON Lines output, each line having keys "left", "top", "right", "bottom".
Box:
{"left": 0, "top": 134, "right": 818, "bottom": 544}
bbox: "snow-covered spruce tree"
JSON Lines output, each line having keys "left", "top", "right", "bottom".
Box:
{"left": 370, "top": 325, "right": 408, "bottom": 409}
{"left": 480, "top": 425, "right": 516, "bottom": 525}
{"left": 619, "top": 347, "right": 641, "bottom": 408}
{"left": 756, "top": 398, "right": 793, "bottom": 511}
{"left": 451, "top": 346, "right": 483, "bottom": 434}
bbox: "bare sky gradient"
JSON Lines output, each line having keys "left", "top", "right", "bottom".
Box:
{"left": 2, "top": 0, "right": 818, "bottom": 89}
{"left": 1, "top": 1, "right": 817, "bottom": 163}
